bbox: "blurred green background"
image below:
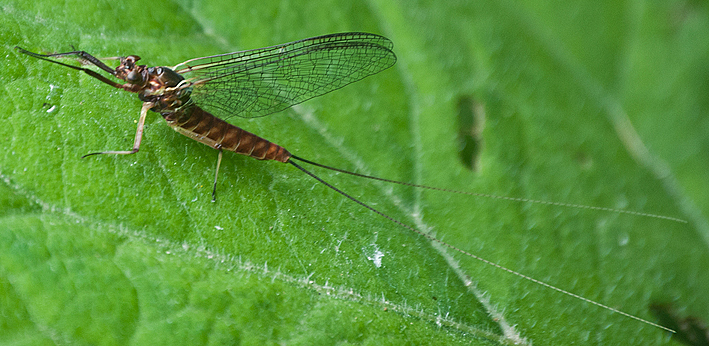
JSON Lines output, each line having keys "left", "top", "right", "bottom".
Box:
{"left": 1, "top": 0, "right": 708, "bottom": 345}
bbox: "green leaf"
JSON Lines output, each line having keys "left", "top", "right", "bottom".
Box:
{"left": 2, "top": 0, "right": 708, "bottom": 345}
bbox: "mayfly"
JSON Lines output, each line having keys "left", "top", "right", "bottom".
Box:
{"left": 16, "top": 32, "right": 682, "bottom": 333}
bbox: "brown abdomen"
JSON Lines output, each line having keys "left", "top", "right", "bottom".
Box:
{"left": 163, "top": 106, "right": 291, "bottom": 162}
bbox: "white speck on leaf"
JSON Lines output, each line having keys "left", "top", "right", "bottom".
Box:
{"left": 368, "top": 250, "right": 385, "bottom": 268}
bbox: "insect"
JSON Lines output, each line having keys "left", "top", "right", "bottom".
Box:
{"left": 16, "top": 33, "right": 682, "bottom": 334}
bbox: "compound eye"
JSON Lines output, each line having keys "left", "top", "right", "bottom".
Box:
{"left": 126, "top": 70, "right": 143, "bottom": 84}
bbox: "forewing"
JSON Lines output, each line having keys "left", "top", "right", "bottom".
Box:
{"left": 174, "top": 33, "right": 396, "bottom": 119}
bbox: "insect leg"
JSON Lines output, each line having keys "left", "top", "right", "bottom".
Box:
{"left": 212, "top": 149, "right": 223, "bottom": 202}
{"left": 16, "top": 47, "right": 124, "bottom": 89}
{"left": 82, "top": 102, "right": 153, "bottom": 158}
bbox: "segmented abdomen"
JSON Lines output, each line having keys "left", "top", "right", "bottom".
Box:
{"left": 162, "top": 106, "right": 291, "bottom": 162}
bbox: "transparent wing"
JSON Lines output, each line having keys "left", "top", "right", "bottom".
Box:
{"left": 173, "top": 32, "right": 396, "bottom": 119}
